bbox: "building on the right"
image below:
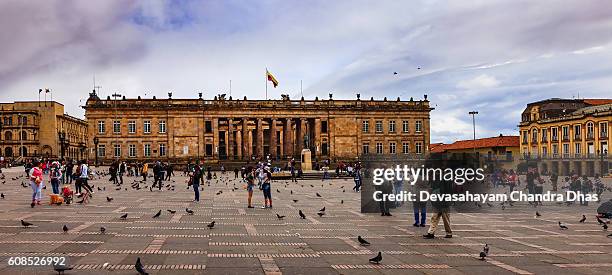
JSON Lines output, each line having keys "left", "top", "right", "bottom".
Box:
{"left": 519, "top": 98, "right": 611, "bottom": 176}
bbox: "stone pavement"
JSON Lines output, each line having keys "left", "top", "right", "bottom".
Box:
{"left": 0, "top": 167, "right": 610, "bottom": 274}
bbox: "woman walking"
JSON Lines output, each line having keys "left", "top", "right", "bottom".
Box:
{"left": 29, "top": 159, "right": 44, "bottom": 207}
{"left": 261, "top": 167, "right": 273, "bottom": 208}
{"left": 246, "top": 167, "right": 255, "bottom": 208}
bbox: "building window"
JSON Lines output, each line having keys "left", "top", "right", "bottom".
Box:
{"left": 98, "top": 121, "right": 105, "bottom": 134}
{"left": 574, "top": 143, "right": 581, "bottom": 156}
{"left": 388, "top": 121, "right": 396, "bottom": 133}
{"left": 522, "top": 131, "right": 528, "bottom": 143}
{"left": 562, "top": 126, "right": 569, "bottom": 140}
{"left": 375, "top": 121, "right": 383, "bottom": 133}
{"left": 128, "top": 121, "right": 136, "bottom": 134}
{"left": 114, "top": 144, "right": 121, "bottom": 158}
{"left": 542, "top": 146, "right": 547, "bottom": 157}
{"left": 362, "top": 120, "right": 369, "bottom": 133}
{"left": 389, "top": 142, "right": 396, "bottom": 154}
{"left": 98, "top": 144, "right": 106, "bottom": 157}
{"left": 321, "top": 121, "right": 328, "bottom": 133}
{"left": 531, "top": 129, "right": 538, "bottom": 142}
{"left": 574, "top": 125, "right": 581, "bottom": 139}
{"left": 205, "top": 144, "right": 213, "bottom": 156}
{"left": 586, "top": 122, "right": 594, "bottom": 139}
{"left": 128, "top": 144, "right": 136, "bottom": 158}
{"left": 375, "top": 142, "right": 383, "bottom": 154}
{"left": 562, "top": 143, "right": 569, "bottom": 157}
{"left": 20, "top": 131, "right": 27, "bottom": 141}
{"left": 159, "top": 120, "right": 166, "bottom": 134}
{"left": 541, "top": 128, "right": 548, "bottom": 142}
{"left": 551, "top": 127, "right": 558, "bottom": 141}
{"left": 144, "top": 144, "right": 151, "bottom": 157}
{"left": 415, "top": 142, "right": 423, "bottom": 154}
{"left": 362, "top": 143, "right": 369, "bottom": 154}
{"left": 321, "top": 142, "right": 328, "bottom": 155}
{"left": 600, "top": 122, "right": 608, "bottom": 138}
{"left": 144, "top": 121, "right": 151, "bottom": 134}
{"left": 205, "top": 121, "right": 212, "bottom": 133}
{"left": 113, "top": 120, "right": 121, "bottom": 134}
{"left": 159, "top": 143, "right": 166, "bottom": 157}
{"left": 402, "top": 120, "right": 409, "bottom": 133}
{"left": 415, "top": 121, "right": 422, "bottom": 133}
{"left": 552, "top": 144, "right": 558, "bottom": 156}
{"left": 402, "top": 142, "right": 410, "bottom": 154}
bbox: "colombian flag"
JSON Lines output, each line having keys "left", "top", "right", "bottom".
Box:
{"left": 266, "top": 70, "right": 279, "bottom": 88}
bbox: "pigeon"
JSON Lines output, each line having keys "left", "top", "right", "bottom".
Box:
{"left": 341, "top": 200, "right": 344, "bottom": 204}
{"left": 483, "top": 244, "right": 489, "bottom": 254}
{"left": 357, "top": 236, "right": 370, "bottom": 246}
{"left": 479, "top": 251, "right": 487, "bottom": 260}
{"left": 369, "top": 252, "right": 382, "bottom": 264}
{"left": 152, "top": 210, "right": 161, "bottom": 218}
{"left": 293, "top": 199, "right": 299, "bottom": 203}
{"left": 317, "top": 212, "right": 325, "bottom": 217}
{"left": 535, "top": 211, "right": 541, "bottom": 218}
{"left": 486, "top": 202, "right": 493, "bottom": 207}
{"left": 276, "top": 189, "right": 280, "bottom": 193}
{"left": 62, "top": 225, "right": 68, "bottom": 233}
{"left": 21, "top": 220, "right": 33, "bottom": 228}
{"left": 186, "top": 208, "right": 194, "bottom": 215}
{"left": 135, "top": 257, "right": 148, "bottom": 275}
{"left": 316, "top": 193, "right": 322, "bottom": 197}
{"left": 558, "top": 221, "right": 568, "bottom": 230}
{"left": 607, "top": 233, "right": 612, "bottom": 238}
{"left": 167, "top": 209, "right": 176, "bottom": 214}
{"left": 106, "top": 197, "right": 113, "bottom": 202}
{"left": 120, "top": 213, "right": 128, "bottom": 220}
{"left": 579, "top": 215, "right": 586, "bottom": 223}
{"left": 393, "top": 72, "right": 398, "bottom": 75}
{"left": 276, "top": 214, "right": 285, "bottom": 220}
{"left": 207, "top": 221, "right": 216, "bottom": 229}
{"left": 100, "top": 227, "right": 106, "bottom": 234}
{"left": 1, "top": 193, "right": 4, "bottom": 199}
{"left": 299, "top": 210, "right": 306, "bottom": 219}
{"left": 603, "top": 223, "right": 609, "bottom": 231}
{"left": 290, "top": 190, "right": 293, "bottom": 195}
{"left": 319, "top": 207, "right": 326, "bottom": 212}
{"left": 53, "top": 263, "right": 73, "bottom": 274}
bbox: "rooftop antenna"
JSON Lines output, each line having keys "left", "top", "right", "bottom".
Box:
{"left": 300, "top": 80, "right": 303, "bottom": 98}
{"left": 229, "top": 80, "right": 232, "bottom": 98}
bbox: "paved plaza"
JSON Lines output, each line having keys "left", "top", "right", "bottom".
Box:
{"left": 0, "top": 167, "right": 610, "bottom": 275}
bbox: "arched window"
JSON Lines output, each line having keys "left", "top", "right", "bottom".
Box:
{"left": 586, "top": 122, "right": 594, "bottom": 138}
{"left": 20, "top": 146, "right": 27, "bottom": 157}
{"left": 4, "top": 147, "right": 13, "bottom": 157}
{"left": 20, "top": 131, "right": 27, "bottom": 141}
{"left": 4, "top": 131, "right": 12, "bottom": 141}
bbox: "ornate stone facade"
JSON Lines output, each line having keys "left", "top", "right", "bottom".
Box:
{"left": 84, "top": 92, "right": 432, "bottom": 164}
{"left": 0, "top": 101, "right": 88, "bottom": 160}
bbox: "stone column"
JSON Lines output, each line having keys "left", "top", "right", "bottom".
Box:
{"left": 314, "top": 118, "right": 321, "bottom": 158}
{"left": 227, "top": 118, "right": 234, "bottom": 159}
{"left": 236, "top": 130, "right": 242, "bottom": 159}
{"left": 269, "top": 118, "right": 277, "bottom": 159}
{"left": 298, "top": 118, "right": 307, "bottom": 152}
{"left": 256, "top": 118, "right": 264, "bottom": 158}
{"left": 242, "top": 118, "right": 249, "bottom": 160}
{"left": 213, "top": 118, "right": 219, "bottom": 159}
{"left": 284, "top": 118, "right": 293, "bottom": 158}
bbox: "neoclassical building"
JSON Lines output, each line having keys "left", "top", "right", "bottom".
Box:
{"left": 84, "top": 92, "right": 432, "bottom": 164}
{"left": 519, "top": 98, "right": 611, "bottom": 176}
{"left": 0, "top": 101, "right": 88, "bottom": 160}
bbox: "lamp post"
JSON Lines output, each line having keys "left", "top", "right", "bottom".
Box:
{"left": 79, "top": 142, "right": 85, "bottom": 162}
{"left": 18, "top": 114, "right": 25, "bottom": 157}
{"left": 468, "top": 111, "right": 478, "bottom": 155}
{"left": 93, "top": 137, "right": 99, "bottom": 166}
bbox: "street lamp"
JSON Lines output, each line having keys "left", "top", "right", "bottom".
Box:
{"left": 468, "top": 111, "right": 478, "bottom": 155}
{"left": 93, "top": 137, "right": 99, "bottom": 166}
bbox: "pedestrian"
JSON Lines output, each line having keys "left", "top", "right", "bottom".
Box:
{"left": 550, "top": 172, "right": 558, "bottom": 192}
{"left": 165, "top": 163, "right": 174, "bottom": 181}
{"left": 119, "top": 161, "right": 126, "bottom": 184}
{"left": 507, "top": 169, "right": 517, "bottom": 193}
{"left": 423, "top": 179, "right": 453, "bottom": 239}
{"left": 190, "top": 161, "right": 203, "bottom": 202}
{"left": 246, "top": 167, "right": 256, "bottom": 208}
{"left": 50, "top": 161, "right": 62, "bottom": 195}
{"left": 78, "top": 160, "right": 94, "bottom": 196}
{"left": 234, "top": 167, "right": 239, "bottom": 179}
{"left": 29, "top": 159, "right": 44, "bottom": 207}
{"left": 412, "top": 180, "right": 427, "bottom": 227}
{"left": 353, "top": 168, "right": 362, "bottom": 192}
{"left": 581, "top": 175, "right": 592, "bottom": 206}
{"left": 261, "top": 167, "right": 273, "bottom": 208}
{"left": 142, "top": 162, "right": 149, "bottom": 182}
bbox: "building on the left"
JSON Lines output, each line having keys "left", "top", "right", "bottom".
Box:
{"left": 0, "top": 101, "right": 88, "bottom": 162}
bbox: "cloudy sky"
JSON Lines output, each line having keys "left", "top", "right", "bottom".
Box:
{"left": 1, "top": 0, "right": 612, "bottom": 143}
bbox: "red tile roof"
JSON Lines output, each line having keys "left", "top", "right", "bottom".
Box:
{"left": 430, "top": 135, "right": 519, "bottom": 153}
{"left": 583, "top": 99, "right": 612, "bottom": 106}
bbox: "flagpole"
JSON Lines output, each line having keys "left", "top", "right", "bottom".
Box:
{"left": 265, "top": 68, "right": 268, "bottom": 100}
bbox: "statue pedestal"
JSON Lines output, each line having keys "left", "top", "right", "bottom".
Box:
{"left": 301, "top": 149, "right": 312, "bottom": 171}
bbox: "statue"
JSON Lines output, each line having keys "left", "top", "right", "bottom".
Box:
{"left": 304, "top": 134, "right": 310, "bottom": 148}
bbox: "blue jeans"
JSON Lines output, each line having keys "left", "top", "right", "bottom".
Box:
{"left": 262, "top": 183, "right": 271, "bottom": 200}
{"left": 193, "top": 184, "right": 200, "bottom": 201}
{"left": 413, "top": 203, "right": 426, "bottom": 225}
{"left": 51, "top": 178, "right": 60, "bottom": 194}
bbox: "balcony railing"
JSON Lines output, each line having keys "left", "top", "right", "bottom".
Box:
{"left": 562, "top": 135, "right": 569, "bottom": 142}
{"left": 521, "top": 152, "right": 610, "bottom": 160}
{"left": 552, "top": 136, "right": 558, "bottom": 142}
{"left": 574, "top": 135, "right": 581, "bottom": 141}
{"left": 586, "top": 132, "right": 594, "bottom": 140}
{"left": 600, "top": 133, "right": 608, "bottom": 139}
